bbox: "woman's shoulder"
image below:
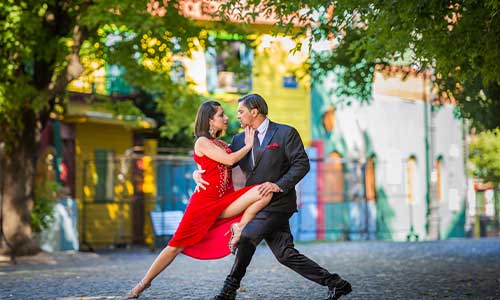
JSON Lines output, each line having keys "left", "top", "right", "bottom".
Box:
{"left": 194, "top": 137, "right": 212, "bottom": 155}
{"left": 195, "top": 136, "right": 209, "bottom": 143}
{"left": 196, "top": 137, "right": 228, "bottom": 148}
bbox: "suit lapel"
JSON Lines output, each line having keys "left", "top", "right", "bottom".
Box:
{"left": 253, "top": 121, "right": 278, "bottom": 170}
{"left": 236, "top": 133, "right": 252, "bottom": 171}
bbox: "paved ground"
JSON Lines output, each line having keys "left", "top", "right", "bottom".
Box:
{"left": 1, "top": 238, "right": 499, "bottom": 300}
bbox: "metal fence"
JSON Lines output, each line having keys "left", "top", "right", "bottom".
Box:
{"left": 80, "top": 154, "right": 196, "bottom": 250}
{"left": 80, "top": 153, "right": 388, "bottom": 249}
{"left": 292, "top": 158, "right": 379, "bottom": 242}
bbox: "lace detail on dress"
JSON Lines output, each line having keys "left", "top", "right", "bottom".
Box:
{"left": 216, "top": 163, "right": 231, "bottom": 197}
{"left": 212, "top": 139, "right": 233, "bottom": 198}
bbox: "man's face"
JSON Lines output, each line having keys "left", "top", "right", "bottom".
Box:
{"left": 237, "top": 102, "right": 256, "bottom": 128}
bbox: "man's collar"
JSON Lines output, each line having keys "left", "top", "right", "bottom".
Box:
{"left": 256, "top": 118, "right": 270, "bottom": 133}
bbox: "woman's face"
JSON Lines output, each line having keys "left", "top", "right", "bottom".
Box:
{"left": 209, "top": 106, "right": 228, "bottom": 133}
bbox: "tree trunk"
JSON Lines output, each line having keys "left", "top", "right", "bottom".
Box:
{"left": 0, "top": 109, "right": 40, "bottom": 255}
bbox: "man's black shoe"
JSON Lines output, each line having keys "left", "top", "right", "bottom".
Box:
{"left": 211, "top": 288, "right": 236, "bottom": 300}
{"left": 325, "top": 279, "right": 352, "bottom": 300}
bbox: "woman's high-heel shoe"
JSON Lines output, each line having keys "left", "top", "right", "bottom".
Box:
{"left": 126, "top": 280, "right": 151, "bottom": 299}
{"left": 228, "top": 223, "right": 242, "bottom": 255}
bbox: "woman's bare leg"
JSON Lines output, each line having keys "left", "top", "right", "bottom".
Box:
{"left": 143, "top": 246, "right": 184, "bottom": 282}
{"left": 139, "top": 187, "right": 270, "bottom": 285}
{"left": 128, "top": 246, "right": 184, "bottom": 297}
{"left": 218, "top": 185, "right": 273, "bottom": 252}
{"left": 219, "top": 185, "right": 273, "bottom": 227}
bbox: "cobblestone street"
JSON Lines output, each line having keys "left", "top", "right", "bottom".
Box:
{"left": 1, "top": 238, "right": 499, "bottom": 300}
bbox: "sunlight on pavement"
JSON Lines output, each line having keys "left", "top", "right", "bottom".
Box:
{"left": 56, "top": 297, "right": 124, "bottom": 300}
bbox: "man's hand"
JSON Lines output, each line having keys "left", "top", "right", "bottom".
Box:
{"left": 257, "top": 182, "right": 282, "bottom": 197}
{"left": 193, "top": 168, "right": 209, "bottom": 192}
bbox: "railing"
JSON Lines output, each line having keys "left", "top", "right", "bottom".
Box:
{"left": 79, "top": 154, "right": 386, "bottom": 249}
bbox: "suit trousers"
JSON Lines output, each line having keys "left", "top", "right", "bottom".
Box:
{"left": 224, "top": 211, "right": 339, "bottom": 290}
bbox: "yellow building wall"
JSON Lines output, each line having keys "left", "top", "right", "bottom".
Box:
{"left": 183, "top": 34, "right": 312, "bottom": 145}
{"left": 142, "top": 139, "right": 158, "bottom": 246}
{"left": 74, "top": 122, "right": 135, "bottom": 247}
{"left": 252, "top": 36, "right": 311, "bottom": 146}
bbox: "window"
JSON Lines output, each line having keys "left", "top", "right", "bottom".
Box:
{"left": 324, "top": 152, "right": 344, "bottom": 202}
{"left": 436, "top": 157, "right": 443, "bottom": 201}
{"left": 170, "top": 60, "right": 185, "bottom": 83}
{"left": 206, "top": 39, "right": 253, "bottom": 94}
{"left": 406, "top": 156, "right": 417, "bottom": 203}
{"left": 94, "top": 149, "right": 115, "bottom": 202}
{"left": 365, "top": 157, "right": 376, "bottom": 201}
{"left": 322, "top": 106, "right": 336, "bottom": 133}
{"left": 106, "top": 64, "right": 134, "bottom": 96}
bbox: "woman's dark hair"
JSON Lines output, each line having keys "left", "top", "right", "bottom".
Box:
{"left": 194, "top": 100, "right": 222, "bottom": 139}
{"left": 238, "top": 93, "right": 268, "bottom": 116}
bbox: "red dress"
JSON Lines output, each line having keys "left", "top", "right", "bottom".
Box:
{"left": 168, "top": 139, "right": 254, "bottom": 260}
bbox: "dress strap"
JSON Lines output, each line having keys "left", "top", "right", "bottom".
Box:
{"left": 212, "top": 139, "right": 227, "bottom": 150}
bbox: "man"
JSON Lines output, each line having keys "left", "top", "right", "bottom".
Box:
{"left": 194, "top": 94, "right": 351, "bottom": 300}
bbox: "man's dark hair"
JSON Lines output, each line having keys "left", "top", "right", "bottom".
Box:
{"left": 194, "top": 100, "right": 222, "bottom": 138}
{"left": 238, "top": 93, "right": 268, "bottom": 116}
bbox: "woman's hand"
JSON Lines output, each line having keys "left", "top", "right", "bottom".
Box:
{"left": 244, "top": 126, "right": 255, "bottom": 148}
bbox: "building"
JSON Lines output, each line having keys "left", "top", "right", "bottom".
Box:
{"left": 55, "top": 3, "right": 469, "bottom": 248}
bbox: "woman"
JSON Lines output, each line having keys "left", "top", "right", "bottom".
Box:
{"left": 127, "top": 101, "right": 273, "bottom": 298}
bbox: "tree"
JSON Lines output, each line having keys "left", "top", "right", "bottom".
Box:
{"left": 219, "top": 0, "right": 500, "bottom": 129}
{"left": 469, "top": 129, "right": 500, "bottom": 186}
{"left": 0, "top": 0, "right": 210, "bottom": 255}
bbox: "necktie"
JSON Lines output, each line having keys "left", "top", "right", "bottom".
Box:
{"left": 252, "top": 129, "right": 260, "bottom": 168}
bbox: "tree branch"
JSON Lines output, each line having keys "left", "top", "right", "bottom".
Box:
{"left": 48, "top": 23, "right": 87, "bottom": 99}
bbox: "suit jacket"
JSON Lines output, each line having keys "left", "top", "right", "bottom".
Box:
{"left": 229, "top": 120, "right": 310, "bottom": 213}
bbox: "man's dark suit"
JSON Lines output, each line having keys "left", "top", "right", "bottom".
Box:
{"left": 225, "top": 120, "right": 338, "bottom": 294}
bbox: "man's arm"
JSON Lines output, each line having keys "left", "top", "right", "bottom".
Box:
{"left": 274, "top": 127, "right": 310, "bottom": 193}
{"left": 228, "top": 133, "right": 243, "bottom": 168}
{"left": 193, "top": 164, "right": 208, "bottom": 191}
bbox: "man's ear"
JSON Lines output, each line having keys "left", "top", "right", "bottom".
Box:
{"left": 251, "top": 108, "right": 259, "bottom": 117}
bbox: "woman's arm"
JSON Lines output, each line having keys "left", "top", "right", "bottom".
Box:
{"left": 195, "top": 127, "right": 254, "bottom": 166}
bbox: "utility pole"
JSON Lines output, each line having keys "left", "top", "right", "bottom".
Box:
{"left": 424, "top": 70, "right": 440, "bottom": 240}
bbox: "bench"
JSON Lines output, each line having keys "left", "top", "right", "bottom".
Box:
{"left": 149, "top": 210, "right": 184, "bottom": 250}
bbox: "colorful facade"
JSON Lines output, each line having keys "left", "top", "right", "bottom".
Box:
{"left": 298, "top": 69, "right": 468, "bottom": 241}
{"left": 52, "top": 97, "right": 156, "bottom": 249}
{"left": 181, "top": 33, "right": 312, "bottom": 145}
{"left": 169, "top": 32, "right": 469, "bottom": 242}
{"left": 58, "top": 12, "right": 471, "bottom": 247}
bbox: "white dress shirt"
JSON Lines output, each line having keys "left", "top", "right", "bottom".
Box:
{"left": 255, "top": 118, "right": 270, "bottom": 146}
{"left": 251, "top": 118, "right": 269, "bottom": 165}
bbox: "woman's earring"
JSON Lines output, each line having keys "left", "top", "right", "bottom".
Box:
{"left": 209, "top": 126, "right": 215, "bottom": 137}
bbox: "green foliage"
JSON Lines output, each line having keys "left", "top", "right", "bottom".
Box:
{"left": 31, "top": 180, "right": 61, "bottom": 233}
{"left": 1, "top": 0, "right": 73, "bottom": 144}
{"left": 90, "top": 98, "right": 146, "bottom": 124}
{"left": 211, "top": 37, "right": 253, "bottom": 82}
{"left": 155, "top": 83, "right": 206, "bottom": 139}
{"left": 0, "top": 0, "right": 210, "bottom": 150}
{"left": 0, "top": 0, "right": 260, "bottom": 185}
{"left": 220, "top": 0, "right": 500, "bottom": 130}
{"left": 470, "top": 129, "right": 500, "bottom": 185}
{"left": 219, "top": 101, "right": 242, "bottom": 143}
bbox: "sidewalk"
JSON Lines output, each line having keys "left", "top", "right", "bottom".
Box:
{"left": 1, "top": 239, "right": 500, "bottom": 299}
{"left": 0, "top": 250, "right": 102, "bottom": 271}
